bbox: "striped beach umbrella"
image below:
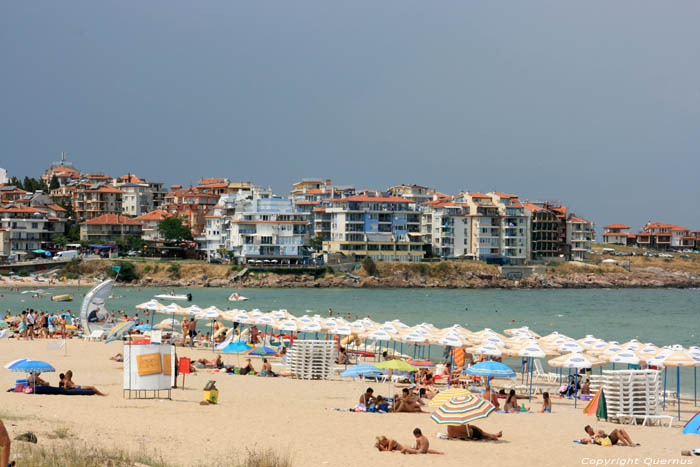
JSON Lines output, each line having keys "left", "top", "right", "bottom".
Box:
{"left": 431, "top": 394, "right": 495, "bottom": 425}
{"left": 406, "top": 360, "right": 435, "bottom": 368}
{"left": 105, "top": 320, "right": 135, "bottom": 343}
{"left": 428, "top": 388, "right": 472, "bottom": 407}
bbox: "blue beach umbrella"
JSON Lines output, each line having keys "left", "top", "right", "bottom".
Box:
{"left": 135, "top": 324, "right": 153, "bottom": 332}
{"left": 341, "top": 364, "right": 383, "bottom": 379}
{"left": 219, "top": 340, "right": 253, "bottom": 354}
{"left": 464, "top": 361, "right": 516, "bottom": 378}
{"left": 248, "top": 346, "right": 277, "bottom": 357}
{"left": 9, "top": 360, "right": 55, "bottom": 373}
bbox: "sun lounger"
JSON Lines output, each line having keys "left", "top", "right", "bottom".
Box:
{"left": 31, "top": 385, "right": 96, "bottom": 396}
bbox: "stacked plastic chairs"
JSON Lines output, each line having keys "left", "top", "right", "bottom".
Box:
{"left": 289, "top": 340, "right": 335, "bottom": 380}
{"left": 591, "top": 369, "right": 672, "bottom": 427}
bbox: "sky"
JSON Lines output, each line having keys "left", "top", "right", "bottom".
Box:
{"left": 2, "top": 1, "right": 699, "bottom": 233}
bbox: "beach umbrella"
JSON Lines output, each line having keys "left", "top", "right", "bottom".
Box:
{"left": 278, "top": 319, "right": 298, "bottom": 332}
{"left": 406, "top": 360, "right": 435, "bottom": 368}
{"left": 300, "top": 322, "right": 322, "bottom": 333}
{"left": 577, "top": 335, "right": 603, "bottom": 350}
{"left": 636, "top": 344, "right": 660, "bottom": 359}
{"left": 467, "top": 344, "right": 503, "bottom": 357}
{"left": 431, "top": 394, "right": 496, "bottom": 425}
{"left": 248, "top": 346, "right": 277, "bottom": 357}
{"left": 219, "top": 340, "right": 253, "bottom": 354}
{"left": 157, "top": 318, "right": 180, "bottom": 327}
{"left": 559, "top": 341, "right": 585, "bottom": 353}
{"left": 649, "top": 350, "right": 700, "bottom": 420}
{"left": 464, "top": 361, "right": 516, "bottom": 378}
{"left": 136, "top": 300, "right": 163, "bottom": 311}
{"left": 583, "top": 388, "right": 608, "bottom": 421}
{"left": 8, "top": 359, "right": 56, "bottom": 392}
{"left": 373, "top": 360, "right": 418, "bottom": 372}
{"left": 134, "top": 324, "right": 153, "bottom": 332}
{"left": 621, "top": 339, "right": 642, "bottom": 351}
{"left": 105, "top": 320, "right": 136, "bottom": 343}
{"left": 437, "top": 334, "right": 468, "bottom": 347}
{"left": 428, "top": 388, "right": 472, "bottom": 407}
{"left": 340, "top": 364, "right": 383, "bottom": 379}
{"left": 503, "top": 326, "right": 540, "bottom": 338}
{"left": 606, "top": 350, "right": 641, "bottom": 365}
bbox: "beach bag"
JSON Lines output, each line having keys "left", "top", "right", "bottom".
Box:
{"left": 600, "top": 437, "right": 612, "bottom": 447}
{"left": 23, "top": 386, "right": 33, "bottom": 394}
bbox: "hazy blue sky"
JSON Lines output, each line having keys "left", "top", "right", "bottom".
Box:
{"left": 2, "top": 1, "right": 699, "bottom": 232}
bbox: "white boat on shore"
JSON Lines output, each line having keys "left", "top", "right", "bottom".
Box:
{"left": 154, "top": 293, "right": 192, "bottom": 301}
{"left": 227, "top": 293, "right": 249, "bottom": 302}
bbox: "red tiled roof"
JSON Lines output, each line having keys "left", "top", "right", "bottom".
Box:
{"left": 81, "top": 214, "right": 142, "bottom": 226}
{"left": 291, "top": 188, "right": 329, "bottom": 195}
{"left": 198, "top": 178, "right": 225, "bottom": 185}
{"left": 494, "top": 192, "right": 517, "bottom": 199}
{"left": 295, "top": 201, "right": 320, "bottom": 205}
{"left": 312, "top": 208, "right": 326, "bottom": 213}
{"left": 117, "top": 174, "right": 146, "bottom": 184}
{"left": 602, "top": 233, "right": 626, "bottom": 236}
{"left": 328, "top": 195, "right": 410, "bottom": 203}
{"left": 0, "top": 206, "right": 47, "bottom": 215}
{"left": 523, "top": 202, "right": 545, "bottom": 212}
{"left": 45, "top": 204, "right": 66, "bottom": 212}
{"left": 468, "top": 192, "right": 490, "bottom": 199}
{"left": 568, "top": 216, "right": 590, "bottom": 223}
{"left": 604, "top": 224, "right": 629, "bottom": 229}
{"left": 86, "top": 174, "right": 111, "bottom": 180}
{"left": 135, "top": 210, "right": 169, "bottom": 222}
{"left": 627, "top": 234, "right": 636, "bottom": 238}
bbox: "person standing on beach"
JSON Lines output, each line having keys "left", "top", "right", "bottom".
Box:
{"left": 188, "top": 318, "right": 196, "bottom": 347}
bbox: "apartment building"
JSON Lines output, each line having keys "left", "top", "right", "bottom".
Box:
{"left": 73, "top": 184, "right": 124, "bottom": 221}
{"left": 0, "top": 186, "right": 28, "bottom": 204}
{"left": 420, "top": 198, "right": 470, "bottom": 258}
{"left": 386, "top": 184, "right": 442, "bottom": 205}
{"left": 80, "top": 214, "right": 143, "bottom": 243}
{"left": 164, "top": 187, "right": 219, "bottom": 236}
{"left": 41, "top": 152, "right": 80, "bottom": 186}
{"left": 602, "top": 224, "right": 631, "bottom": 246}
{"left": 135, "top": 210, "right": 170, "bottom": 243}
{"left": 566, "top": 216, "right": 595, "bottom": 260}
{"left": 0, "top": 168, "right": 7, "bottom": 185}
{"left": 0, "top": 205, "right": 66, "bottom": 257}
{"left": 227, "top": 194, "right": 310, "bottom": 264}
{"left": 0, "top": 228, "right": 9, "bottom": 261}
{"left": 322, "top": 194, "right": 424, "bottom": 262}
{"left": 290, "top": 178, "right": 354, "bottom": 241}
{"left": 635, "top": 222, "right": 696, "bottom": 250}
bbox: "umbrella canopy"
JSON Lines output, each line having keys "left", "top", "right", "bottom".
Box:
{"left": 196, "top": 310, "right": 221, "bottom": 320}
{"left": 277, "top": 319, "right": 299, "bottom": 332}
{"left": 105, "top": 320, "right": 136, "bottom": 342}
{"left": 300, "top": 322, "right": 322, "bottom": 333}
{"left": 648, "top": 350, "right": 700, "bottom": 368}
{"left": 431, "top": 394, "right": 496, "bottom": 425}
{"left": 9, "top": 360, "right": 55, "bottom": 373}
{"left": 340, "top": 364, "right": 384, "bottom": 378}
{"left": 464, "top": 361, "right": 516, "bottom": 378}
{"left": 136, "top": 300, "right": 163, "bottom": 311}
{"left": 373, "top": 360, "right": 418, "bottom": 372}
{"left": 400, "top": 332, "right": 427, "bottom": 344}
{"left": 248, "top": 346, "right": 277, "bottom": 356}
{"left": 548, "top": 352, "right": 604, "bottom": 369}
{"left": 516, "top": 344, "right": 547, "bottom": 359}
{"left": 428, "top": 388, "right": 472, "bottom": 407}
{"left": 367, "top": 329, "right": 394, "bottom": 341}
{"left": 583, "top": 388, "right": 607, "bottom": 420}
{"left": 219, "top": 340, "right": 253, "bottom": 354}
{"left": 437, "top": 334, "right": 468, "bottom": 347}
{"left": 134, "top": 324, "right": 153, "bottom": 332}
{"left": 406, "top": 360, "right": 436, "bottom": 368}
{"left": 4, "top": 358, "right": 29, "bottom": 369}
{"left": 682, "top": 412, "right": 700, "bottom": 435}
{"left": 605, "top": 350, "right": 641, "bottom": 365}
{"left": 467, "top": 344, "right": 503, "bottom": 357}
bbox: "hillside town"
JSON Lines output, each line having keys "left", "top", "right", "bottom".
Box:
{"left": 0, "top": 154, "right": 697, "bottom": 266}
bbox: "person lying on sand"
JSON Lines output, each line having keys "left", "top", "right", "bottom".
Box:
{"left": 393, "top": 388, "right": 424, "bottom": 413}
{"left": 581, "top": 425, "right": 637, "bottom": 446}
{"left": 447, "top": 424, "right": 502, "bottom": 441}
{"left": 375, "top": 435, "right": 403, "bottom": 452}
{"left": 64, "top": 370, "right": 108, "bottom": 396}
{"left": 239, "top": 359, "right": 255, "bottom": 375}
{"left": 401, "top": 428, "right": 444, "bottom": 454}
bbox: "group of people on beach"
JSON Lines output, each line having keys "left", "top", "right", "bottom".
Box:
{"left": 23, "top": 369, "right": 108, "bottom": 396}
{"left": 6, "top": 309, "right": 73, "bottom": 339}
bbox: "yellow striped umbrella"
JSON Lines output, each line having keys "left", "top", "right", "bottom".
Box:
{"left": 428, "top": 388, "right": 472, "bottom": 407}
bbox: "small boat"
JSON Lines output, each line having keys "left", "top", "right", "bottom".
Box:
{"left": 154, "top": 293, "right": 192, "bottom": 301}
{"left": 227, "top": 293, "right": 249, "bottom": 302}
{"left": 21, "top": 289, "right": 45, "bottom": 295}
{"left": 51, "top": 294, "right": 73, "bottom": 302}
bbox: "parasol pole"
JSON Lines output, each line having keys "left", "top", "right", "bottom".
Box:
{"left": 663, "top": 367, "right": 667, "bottom": 409}
{"left": 694, "top": 367, "right": 697, "bottom": 407}
{"left": 677, "top": 366, "right": 681, "bottom": 421}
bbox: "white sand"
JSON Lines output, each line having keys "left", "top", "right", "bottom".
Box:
{"left": 0, "top": 339, "right": 695, "bottom": 466}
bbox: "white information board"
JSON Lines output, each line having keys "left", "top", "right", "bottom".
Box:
{"left": 123, "top": 343, "right": 175, "bottom": 391}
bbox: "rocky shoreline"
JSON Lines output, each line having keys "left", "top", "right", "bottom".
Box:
{"left": 132, "top": 266, "right": 700, "bottom": 289}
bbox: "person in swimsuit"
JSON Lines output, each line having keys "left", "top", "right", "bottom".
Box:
{"left": 360, "top": 388, "right": 375, "bottom": 406}
{"left": 540, "top": 392, "right": 552, "bottom": 413}
{"left": 260, "top": 358, "right": 276, "bottom": 377}
{"left": 64, "top": 370, "right": 108, "bottom": 396}
{"left": 375, "top": 435, "right": 402, "bottom": 452}
{"left": 239, "top": 359, "right": 255, "bottom": 375}
{"left": 583, "top": 425, "right": 636, "bottom": 446}
{"left": 1, "top": 418, "right": 13, "bottom": 467}
{"left": 447, "top": 424, "right": 502, "bottom": 441}
{"left": 401, "top": 428, "right": 444, "bottom": 454}
{"left": 504, "top": 389, "right": 530, "bottom": 412}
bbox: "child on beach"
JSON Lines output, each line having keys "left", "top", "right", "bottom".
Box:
{"left": 540, "top": 392, "right": 551, "bottom": 413}
{"left": 401, "top": 428, "right": 444, "bottom": 455}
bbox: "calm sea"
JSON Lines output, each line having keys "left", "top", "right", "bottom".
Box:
{"left": 2, "top": 286, "right": 698, "bottom": 395}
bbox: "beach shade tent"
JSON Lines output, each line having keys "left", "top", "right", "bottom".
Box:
{"left": 548, "top": 352, "right": 605, "bottom": 407}
{"left": 8, "top": 359, "right": 56, "bottom": 392}
{"left": 682, "top": 412, "right": 700, "bottom": 435}
{"left": 428, "top": 388, "right": 472, "bottom": 407}
{"left": 340, "top": 364, "right": 384, "bottom": 380}
{"left": 583, "top": 388, "right": 608, "bottom": 421}
{"left": 647, "top": 350, "right": 700, "bottom": 420}
{"left": 431, "top": 394, "right": 496, "bottom": 425}
{"left": 105, "top": 320, "right": 136, "bottom": 343}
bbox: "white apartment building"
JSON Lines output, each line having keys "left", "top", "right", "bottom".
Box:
{"left": 227, "top": 194, "right": 310, "bottom": 264}
{"left": 0, "top": 205, "right": 66, "bottom": 257}
{"left": 0, "top": 168, "right": 7, "bottom": 185}
{"left": 117, "top": 183, "right": 154, "bottom": 217}
{"left": 134, "top": 210, "right": 169, "bottom": 243}
{"left": 421, "top": 199, "right": 471, "bottom": 258}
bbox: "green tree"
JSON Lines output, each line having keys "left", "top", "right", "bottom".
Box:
{"left": 52, "top": 234, "right": 69, "bottom": 247}
{"left": 8, "top": 176, "right": 22, "bottom": 189}
{"left": 158, "top": 217, "right": 193, "bottom": 242}
{"left": 109, "top": 261, "right": 139, "bottom": 282}
{"left": 49, "top": 174, "right": 60, "bottom": 190}
{"left": 310, "top": 236, "right": 324, "bottom": 251}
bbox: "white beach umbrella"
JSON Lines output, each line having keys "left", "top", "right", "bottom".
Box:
{"left": 468, "top": 344, "right": 504, "bottom": 357}
{"left": 517, "top": 344, "right": 547, "bottom": 359}
{"left": 186, "top": 305, "right": 203, "bottom": 315}
{"left": 278, "top": 319, "right": 299, "bottom": 333}
{"left": 367, "top": 329, "right": 393, "bottom": 342}
{"left": 350, "top": 321, "right": 367, "bottom": 333}
{"left": 334, "top": 325, "right": 353, "bottom": 336}
{"left": 255, "top": 315, "right": 276, "bottom": 326}
{"left": 437, "top": 334, "right": 468, "bottom": 347}
{"left": 621, "top": 339, "right": 642, "bottom": 351}
{"left": 379, "top": 322, "right": 399, "bottom": 334}
{"left": 600, "top": 343, "right": 625, "bottom": 358}
{"left": 391, "top": 320, "right": 410, "bottom": 330}
{"left": 300, "top": 322, "right": 322, "bottom": 333}
{"left": 400, "top": 332, "right": 427, "bottom": 344}
{"left": 136, "top": 300, "right": 163, "bottom": 311}
{"left": 548, "top": 352, "right": 604, "bottom": 369}
{"left": 606, "top": 350, "right": 642, "bottom": 365}
{"left": 636, "top": 343, "right": 660, "bottom": 359}
{"left": 163, "top": 303, "right": 184, "bottom": 314}
{"left": 196, "top": 309, "right": 220, "bottom": 320}
{"left": 576, "top": 335, "right": 603, "bottom": 350}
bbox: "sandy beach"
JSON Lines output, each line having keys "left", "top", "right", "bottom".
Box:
{"left": 0, "top": 339, "right": 696, "bottom": 467}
